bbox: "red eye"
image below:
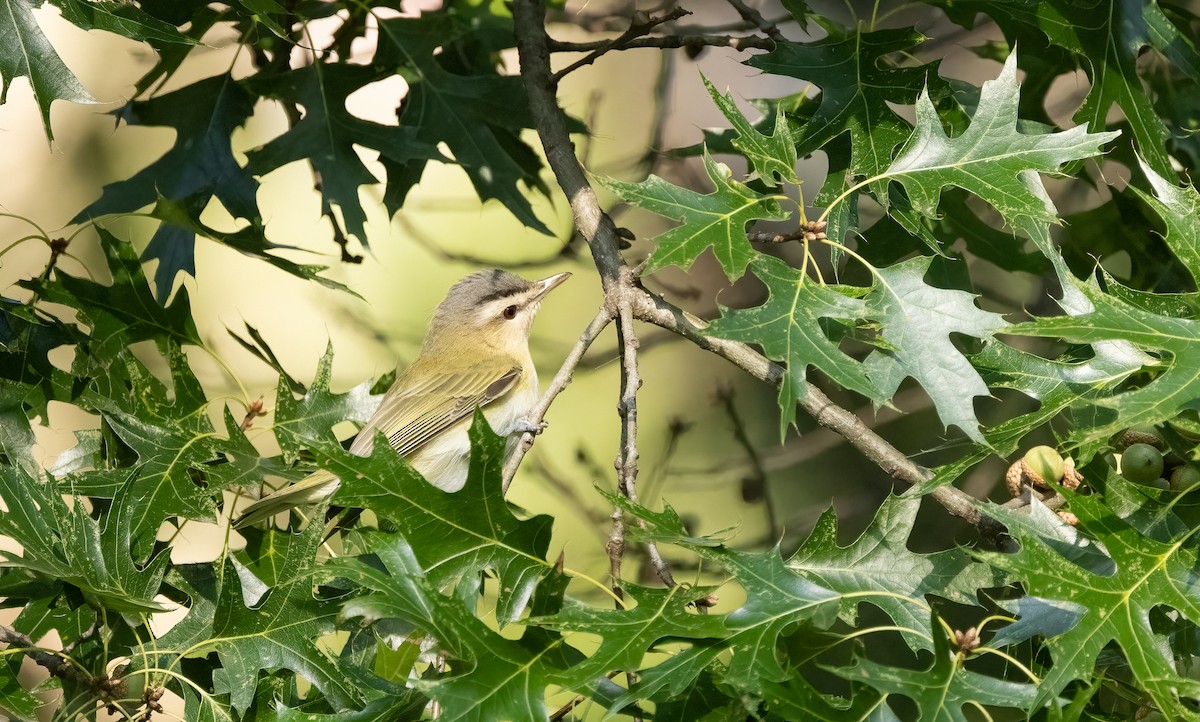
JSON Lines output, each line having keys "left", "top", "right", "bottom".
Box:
{"left": 502, "top": 305, "right": 518, "bottom": 320}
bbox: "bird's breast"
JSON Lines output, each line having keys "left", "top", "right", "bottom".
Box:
{"left": 408, "top": 372, "right": 539, "bottom": 492}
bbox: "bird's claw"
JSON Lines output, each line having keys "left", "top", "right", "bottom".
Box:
{"left": 514, "top": 418, "right": 548, "bottom": 435}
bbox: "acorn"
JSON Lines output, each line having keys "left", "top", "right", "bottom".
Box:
{"left": 1120, "top": 443, "right": 1164, "bottom": 485}
{"left": 1006, "top": 446, "right": 1065, "bottom": 497}
{"left": 1025, "top": 446, "right": 1064, "bottom": 484}
{"left": 1170, "top": 464, "right": 1200, "bottom": 491}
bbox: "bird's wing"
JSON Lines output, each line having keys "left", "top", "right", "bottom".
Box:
{"left": 349, "top": 358, "right": 523, "bottom": 458}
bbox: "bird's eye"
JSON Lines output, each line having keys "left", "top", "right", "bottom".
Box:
{"left": 502, "top": 305, "right": 519, "bottom": 320}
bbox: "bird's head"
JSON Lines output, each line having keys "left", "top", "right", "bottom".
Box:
{"left": 426, "top": 269, "right": 571, "bottom": 355}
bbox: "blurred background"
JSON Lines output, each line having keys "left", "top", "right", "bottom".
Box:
{"left": 0, "top": 0, "right": 1092, "bottom": 602}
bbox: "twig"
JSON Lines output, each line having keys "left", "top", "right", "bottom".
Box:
{"left": 513, "top": 0, "right": 626, "bottom": 285}
{"left": 746, "top": 220, "right": 827, "bottom": 244}
{"left": 722, "top": 0, "right": 786, "bottom": 42}
{"left": 716, "top": 386, "right": 777, "bottom": 540}
{"left": 548, "top": 33, "right": 774, "bottom": 53}
{"left": 623, "top": 287, "right": 1010, "bottom": 536}
{"left": 552, "top": 7, "right": 693, "bottom": 81}
{"left": 612, "top": 270, "right": 676, "bottom": 588}
{"left": 0, "top": 624, "right": 93, "bottom": 690}
{"left": 503, "top": 306, "right": 614, "bottom": 492}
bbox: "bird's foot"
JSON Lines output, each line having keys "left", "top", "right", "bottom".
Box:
{"left": 514, "top": 418, "right": 548, "bottom": 435}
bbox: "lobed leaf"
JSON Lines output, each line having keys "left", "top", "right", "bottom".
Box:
{"left": 598, "top": 151, "right": 788, "bottom": 280}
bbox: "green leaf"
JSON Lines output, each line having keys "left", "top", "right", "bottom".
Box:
{"left": 828, "top": 611, "right": 1045, "bottom": 720}
{"left": 87, "top": 341, "right": 273, "bottom": 543}
{"left": 373, "top": 15, "right": 551, "bottom": 234}
{"left": 915, "top": 337, "right": 1149, "bottom": 492}
{"left": 789, "top": 495, "right": 1000, "bottom": 651}
{"left": 266, "top": 343, "right": 380, "bottom": 464}
{"left": 0, "top": 0, "right": 97, "bottom": 140}
{"left": 978, "top": 494, "right": 1200, "bottom": 714}
{"left": 707, "top": 254, "right": 885, "bottom": 436}
{"left": 1129, "top": 158, "right": 1200, "bottom": 286}
{"left": 702, "top": 545, "right": 840, "bottom": 688}
{"left": 0, "top": 673, "right": 39, "bottom": 721}
{"left": 161, "top": 523, "right": 363, "bottom": 715}
{"left": 0, "top": 470, "right": 169, "bottom": 614}
{"left": 881, "top": 52, "right": 1119, "bottom": 230}
{"left": 246, "top": 61, "right": 443, "bottom": 242}
{"left": 598, "top": 151, "right": 788, "bottom": 280}
{"left": 861, "top": 256, "right": 1007, "bottom": 443}
{"left": 1007, "top": 278, "right": 1200, "bottom": 442}
{"left": 271, "top": 352, "right": 551, "bottom": 623}
{"left": 748, "top": 26, "right": 943, "bottom": 185}
{"left": 336, "top": 536, "right": 563, "bottom": 721}
{"left": 72, "top": 75, "right": 258, "bottom": 297}
{"left": 532, "top": 584, "right": 726, "bottom": 689}
{"left": 33, "top": 230, "right": 201, "bottom": 347}
{"left": 702, "top": 75, "right": 799, "bottom": 186}
{"left": 1037, "top": 0, "right": 1200, "bottom": 178}
{"left": 50, "top": 0, "right": 195, "bottom": 45}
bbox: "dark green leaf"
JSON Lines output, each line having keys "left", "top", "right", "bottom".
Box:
{"left": 33, "top": 230, "right": 201, "bottom": 347}
{"left": 0, "top": 0, "right": 97, "bottom": 139}
{"left": 374, "top": 15, "right": 551, "bottom": 234}
{"left": 707, "top": 254, "right": 884, "bottom": 436}
{"left": 703, "top": 74, "right": 799, "bottom": 186}
{"left": 144, "top": 194, "right": 354, "bottom": 298}
{"left": 598, "top": 151, "right": 788, "bottom": 280}
{"left": 1039, "top": 0, "right": 1200, "bottom": 178}
{"left": 246, "top": 61, "right": 443, "bottom": 242}
{"left": 748, "top": 27, "right": 942, "bottom": 186}
{"left": 336, "top": 536, "right": 562, "bottom": 721}
{"left": 51, "top": 0, "right": 195, "bottom": 45}
{"left": 73, "top": 75, "right": 258, "bottom": 297}
{"left": 790, "top": 495, "right": 1000, "bottom": 651}
{"left": 979, "top": 494, "right": 1200, "bottom": 713}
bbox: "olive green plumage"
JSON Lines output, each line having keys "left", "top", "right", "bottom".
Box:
{"left": 234, "top": 269, "right": 570, "bottom": 529}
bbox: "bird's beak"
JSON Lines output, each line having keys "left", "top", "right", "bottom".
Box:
{"left": 531, "top": 272, "right": 571, "bottom": 301}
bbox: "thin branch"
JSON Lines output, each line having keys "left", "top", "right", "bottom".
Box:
{"left": 503, "top": 306, "right": 614, "bottom": 492}
{"left": 746, "top": 219, "right": 827, "bottom": 244}
{"left": 548, "top": 33, "right": 774, "bottom": 53}
{"left": 717, "top": 386, "right": 777, "bottom": 540}
{"left": 552, "top": 7, "right": 693, "bottom": 81}
{"left": 514, "top": 0, "right": 626, "bottom": 287}
{"left": 613, "top": 269, "right": 676, "bottom": 588}
{"left": 0, "top": 624, "right": 93, "bottom": 690}
{"left": 623, "top": 287, "right": 1008, "bottom": 535}
{"left": 722, "top": 0, "right": 786, "bottom": 42}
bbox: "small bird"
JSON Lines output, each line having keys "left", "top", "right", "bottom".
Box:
{"left": 234, "top": 269, "right": 571, "bottom": 528}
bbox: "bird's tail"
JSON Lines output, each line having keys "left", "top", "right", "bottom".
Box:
{"left": 233, "top": 470, "right": 339, "bottom": 529}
